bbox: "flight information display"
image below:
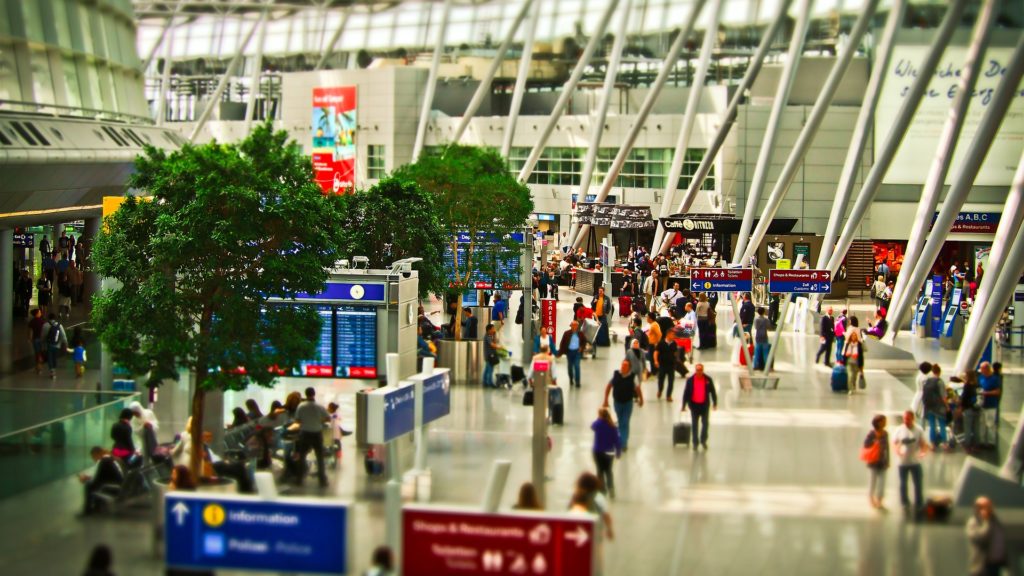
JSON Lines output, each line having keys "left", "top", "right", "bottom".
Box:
{"left": 294, "top": 305, "right": 335, "bottom": 377}
{"left": 335, "top": 305, "right": 378, "bottom": 379}
{"left": 444, "top": 232, "right": 524, "bottom": 289}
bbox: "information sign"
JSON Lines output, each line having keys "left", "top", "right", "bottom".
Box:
{"left": 366, "top": 384, "right": 416, "bottom": 444}
{"left": 768, "top": 269, "right": 833, "bottom": 294}
{"left": 296, "top": 282, "right": 385, "bottom": 303}
{"left": 295, "top": 305, "right": 334, "bottom": 377}
{"left": 540, "top": 299, "right": 557, "bottom": 334}
{"left": 931, "top": 275, "right": 944, "bottom": 338}
{"left": 334, "top": 305, "right": 377, "bottom": 378}
{"left": 419, "top": 370, "right": 451, "bottom": 426}
{"left": 402, "top": 506, "right": 595, "bottom": 576}
{"left": 689, "top": 268, "right": 753, "bottom": 292}
{"left": 165, "top": 493, "right": 350, "bottom": 575}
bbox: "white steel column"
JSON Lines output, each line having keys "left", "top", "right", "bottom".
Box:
{"left": 568, "top": 0, "right": 710, "bottom": 250}
{"left": 818, "top": 0, "right": 967, "bottom": 280}
{"left": 501, "top": 0, "right": 541, "bottom": 158}
{"left": 813, "top": 0, "right": 905, "bottom": 274}
{"left": 451, "top": 0, "right": 535, "bottom": 143}
{"left": 155, "top": 20, "right": 177, "bottom": 126}
{"left": 737, "top": 0, "right": 880, "bottom": 264}
{"left": 955, "top": 153, "right": 1024, "bottom": 373}
{"left": 314, "top": 9, "right": 351, "bottom": 71}
{"left": 0, "top": 229, "right": 12, "bottom": 373}
{"left": 649, "top": 0, "right": 724, "bottom": 252}
{"left": 563, "top": 0, "right": 634, "bottom": 248}
{"left": 885, "top": 34, "right": 1024, "bottom": 339}
{"left": 188, "top": 14, "right": 263, "bottom": 143}
{"left": 885, "top": 0, "right": 1001, "bottom": 326}
{"left": 516, "top": 0, "right": 621, "bottom": 183}
{"left": 244, "top": 3, "right": 272, "bottom": 135}
{"left": 654, "top": 0, "right": 795, "bottom": 255}
{"left": 730, "top": 0, "right": 815, "bottom": 264}
{"left": 141, "top": 0, "right": 186, "bottom": 73}
{"left": 412, "top": 0, "right": 454, "bottom": 162}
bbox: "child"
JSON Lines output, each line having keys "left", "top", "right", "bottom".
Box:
{"left": 71, "top": 341, "right": 86, "bottom": 378}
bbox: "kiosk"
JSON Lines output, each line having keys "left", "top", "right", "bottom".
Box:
{"left": 940, "top": 287, "right": 966, "bottom": 350}
{"left": 914, "top": 279, "right": 934, "bottom": 338}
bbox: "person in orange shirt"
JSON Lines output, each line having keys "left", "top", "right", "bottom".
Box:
{"left": 645, "top": 312, "right": 662, "bottom": 375}
{"left": 590, "top": 286, "right": 613, "bottom": 347}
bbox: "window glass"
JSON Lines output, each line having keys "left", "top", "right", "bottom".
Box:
{"left": 21, "top": 0, "right": 45, "bottom": 42}
{"left": 61, "top": 55, "right": 82, "bottom": 108}
{"left": 367, "top": 145, "right": 387, "bottom": 179}
{"left": 77, "top": 58, "right": 101, "bottom": 109}
{"left": 30, "top": 48, "right": 56, "bottom": 105}
{"left": 0, "top": 41, "right": 23, "bottom": 101}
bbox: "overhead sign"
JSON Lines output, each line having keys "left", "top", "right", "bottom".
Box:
{"left": 402, "top": 506, "right": 596, "bottom": 576}
{"left": 295, "top": 282, "right": 386, "bottom": 303}
{"left": 575, "top": 203, "right": 655, "bottom": 229}
{"left": 768, "top": 269, "right": 833, "bottom": 294}
{"left": 311, "top": 86, "right": 357, "bottom": 194}
{"left": 13, "top": 232, "right": 33, "bottom": 247}
{"left": 165, "top": 493, "right": 350, "bottom": 575}
{"left": 931, "top": 211, "right": 1001, "bottom": 235}
{"left": 689, "top": 268, "right": 753, "bottom": 292}
{"left": 366, "top": 384, "right": 416, "bottom": 444}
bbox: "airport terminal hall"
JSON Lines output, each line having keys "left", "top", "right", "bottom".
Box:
{"left": 3, "top": 0, "right": 1024, "bottom": 574}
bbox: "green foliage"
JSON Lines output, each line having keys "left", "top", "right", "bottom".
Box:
{"left": 91, "top": 123, "right": 345, "bottom": 391}
{"left": 394, "top": 145, "right": 533, "bottom": 293}
{"left": 335, "top": 177, "right": 446, "bottom": 297}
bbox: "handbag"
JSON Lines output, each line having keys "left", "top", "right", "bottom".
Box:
{"left": 522, "top": 389, "right": 534, "bottom": 406}
{"left": 859, "top": 440, "right": 881, "bottom": 464}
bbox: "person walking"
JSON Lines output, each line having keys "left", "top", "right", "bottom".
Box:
{"left": 482, "top": 323, "right": 500, "bottom": 388}
{"left": 739, "top": 293, "right": 755, "bottom": 335}
{"left": 654, "top": 331, "right": 677, "bottom": 401}
{"left": 816, "top": 307, "right": 835, "bottom": 366}
{"left": 861, "top": 414, "right": 890, "bottom": 510}
{"left": 921, "top": 364, "right": 950, "bottom": 449}
{"left": 681, "top": 363, "right": 717, "bottom": 450}
{"left": 834, "top": 309, "right": 848, "bottom": 362}
{"left": 959, "top": 371, "right": 983, "bottom": 453}
{"left": 753, "top": 307, "right": 770, "bottom": 371}
{"left": 558, "top": 320, "right": 585, "bottom": 389}
{"left": 978, "top": 362, "right": 1002, "bottom": 446}
{"left": 645, "top": 312, "right": 663, "bottom": 376}
{"left": 40, "top": 313, "right": 68, "bottom": 380}
{"left": 591, "top": 286, "right": 613, "bottom": 347}
{"left": 590, "top": 407, "right": 621, "bottom": 498}
{"left": 603, "top": 359, "right": 643, "bottom": 452}
{"left": 842, "top": 329, "right": 865, "bottom": 396}
{"left": 892, "top": 410, "right": 930, "bottom": 518}
{"left": 27, "top": 308, "right": 46, "bottom": 375}
{"left": 293, "top": 387, "right": 331, "bottom": 488}
{"left": 966, "top": 496, "right": 1007, "bottom": 576}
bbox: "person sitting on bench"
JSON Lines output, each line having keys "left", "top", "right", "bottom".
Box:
{"left": 78, "top": 446, "right": 124, "bottom": 516}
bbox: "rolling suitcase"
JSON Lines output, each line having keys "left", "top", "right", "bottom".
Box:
{"left": 618, "top": 295, "right": 633, "bottom": 317}
{"left": 673, "top": 420, "right": 691, "bottom": 446}
{"left": 633, "top": 296, "right": 648, "bottom": 316}
{"left": 582, "top": 318, "right": 600, "bottom": 344}
{"left": 510, "top": 365, "right": 525, "bottom": 384}
{"left": 830, "top": 363, "right": 848, "bottom": 392}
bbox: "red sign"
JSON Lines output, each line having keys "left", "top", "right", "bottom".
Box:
{"left": 769, "top": 269, "right": 832, "bottom": 282}
{"left": 312, "top": 86, "right": 357, "bottom": 194}
{"left": 403, "top": 506, "right": 595, "bottom": 576}
{"left": 961, "top": 301, "right": 969, "bottom": 311}
{"left": 541, "top": 298, "right": 557, "bottom": 334}
{"left": 690, "top": 268, "right": 753, "bottom": 281}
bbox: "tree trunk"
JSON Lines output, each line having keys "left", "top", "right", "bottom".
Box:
{"left": 453, "top": 293, "right": 464, "bottom": 341}
{"left": 188, "top": 377, "right": 206, "bottom": 481}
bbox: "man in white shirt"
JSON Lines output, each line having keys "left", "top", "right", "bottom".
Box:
{"left": 660, "top": 282, "right": 684, "bottom": 311}
{"left": 892, "top": 410, "right": 931, "bottom": 517}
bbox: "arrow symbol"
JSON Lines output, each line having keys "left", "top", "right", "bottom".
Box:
{"left": 822, "top": 272, "right": 830, "bottom": 280}
{"left": 565, "top": 526, "right": 589, "bottom": 548}
{"left": 172, "top": 501, "right": 190, "bottom": 526}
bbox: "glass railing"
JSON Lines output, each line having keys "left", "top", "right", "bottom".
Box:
{"left": 0, "top": 389, "right": 135, "bottom": 436}
{"left": 0, "top": 390, "right": 140, "bottom": 499}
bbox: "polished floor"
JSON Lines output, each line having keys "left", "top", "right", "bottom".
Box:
{"left": 0, "top": 291, "right": 1021, "bottom": 575}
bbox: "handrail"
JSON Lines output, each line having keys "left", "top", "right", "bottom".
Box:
{"left": 0, "top": 388, "right": 132, "bottom": 395}
{"left": 0, "top": 391, "right": 140, "bottom": 442}
{"left": 0, "top": 100, "right": 156, "bottom": 126}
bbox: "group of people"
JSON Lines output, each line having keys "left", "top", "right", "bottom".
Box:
{"left": 15, "top": 231, "right": 90, "bottom": 321}
{"left": 26, "top": 308, "right": 85, "bottom": 379}
{"left": 78, "top": 402, "right": 160, "bottom": 516}
{"left": 816, "top": 307, "right": 888, "bottom": 394}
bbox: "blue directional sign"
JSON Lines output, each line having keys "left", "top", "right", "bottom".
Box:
{"left": 165, "top": 493, "right": 350, "bottom": 575}
{"left": 296, "top": 282, "right": 386, "bottom": 303}
{"left": 420, "top": 371, "right": 451, "bottom": 425}
{"left": 768, "top": 269, "right": 833, "bottom": 294}
{"left": 689, "top": 268, "right": 753, "bottom": 292}
{"left": 366, "top": 384, "right": 416, "bottom": 444}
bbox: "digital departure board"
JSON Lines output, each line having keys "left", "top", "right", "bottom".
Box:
{"left": 335, "top": 305, "right": 378, "bottom": 378}
{"left": 294, "top": 305, "right": 335, "bottom": 377}
{"left": 444, "top": 232, "right": 524, "bottom": 289}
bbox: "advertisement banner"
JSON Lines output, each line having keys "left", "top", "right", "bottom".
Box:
{"left": 311, "top": 86, "right": 357, "bottom": 194}
{"left": 541, "top": 298, "right": 557, "bottom": 334}
{"left": 876, "top": 46, "right": 1024, "bottom": 186}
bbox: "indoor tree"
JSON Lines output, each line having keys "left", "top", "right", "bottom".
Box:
{"left": 336, "top": 177, "right": 446, "bottom": 298}
{"left": 91, "top": 123, "right": 345, "bottom": 478}
{"left": 394, "top": 144, "right": 533, "bottom": 339}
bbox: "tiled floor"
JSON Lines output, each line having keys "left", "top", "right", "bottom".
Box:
{"left": 1, "top": 291, "right": 1021, "bottom": 575}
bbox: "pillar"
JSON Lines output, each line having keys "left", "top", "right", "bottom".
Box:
{"left": 0, "top": 229, "right": 13, "bottom": 373}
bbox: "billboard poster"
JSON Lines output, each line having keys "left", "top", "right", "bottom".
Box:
{"left": 312, "top": 86, "right": 357, "bottom": 194}
{"left": 876, "top": 45, "right": 1024, "bottom": 186}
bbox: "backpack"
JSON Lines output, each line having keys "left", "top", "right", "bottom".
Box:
{"left": 47, "top": 321, "right": 61, "bottom": 346}
{"left": 922, "top": 377, "right": 945, "bottom": 412}
{"left": 630, "top": 327, "right": 648, "bottom": 350}
{"left": 658, "top": 263, "right": 669, "bottom": 277}
{"left": 834, "top": 318, "right": 846, "bottom": 338}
